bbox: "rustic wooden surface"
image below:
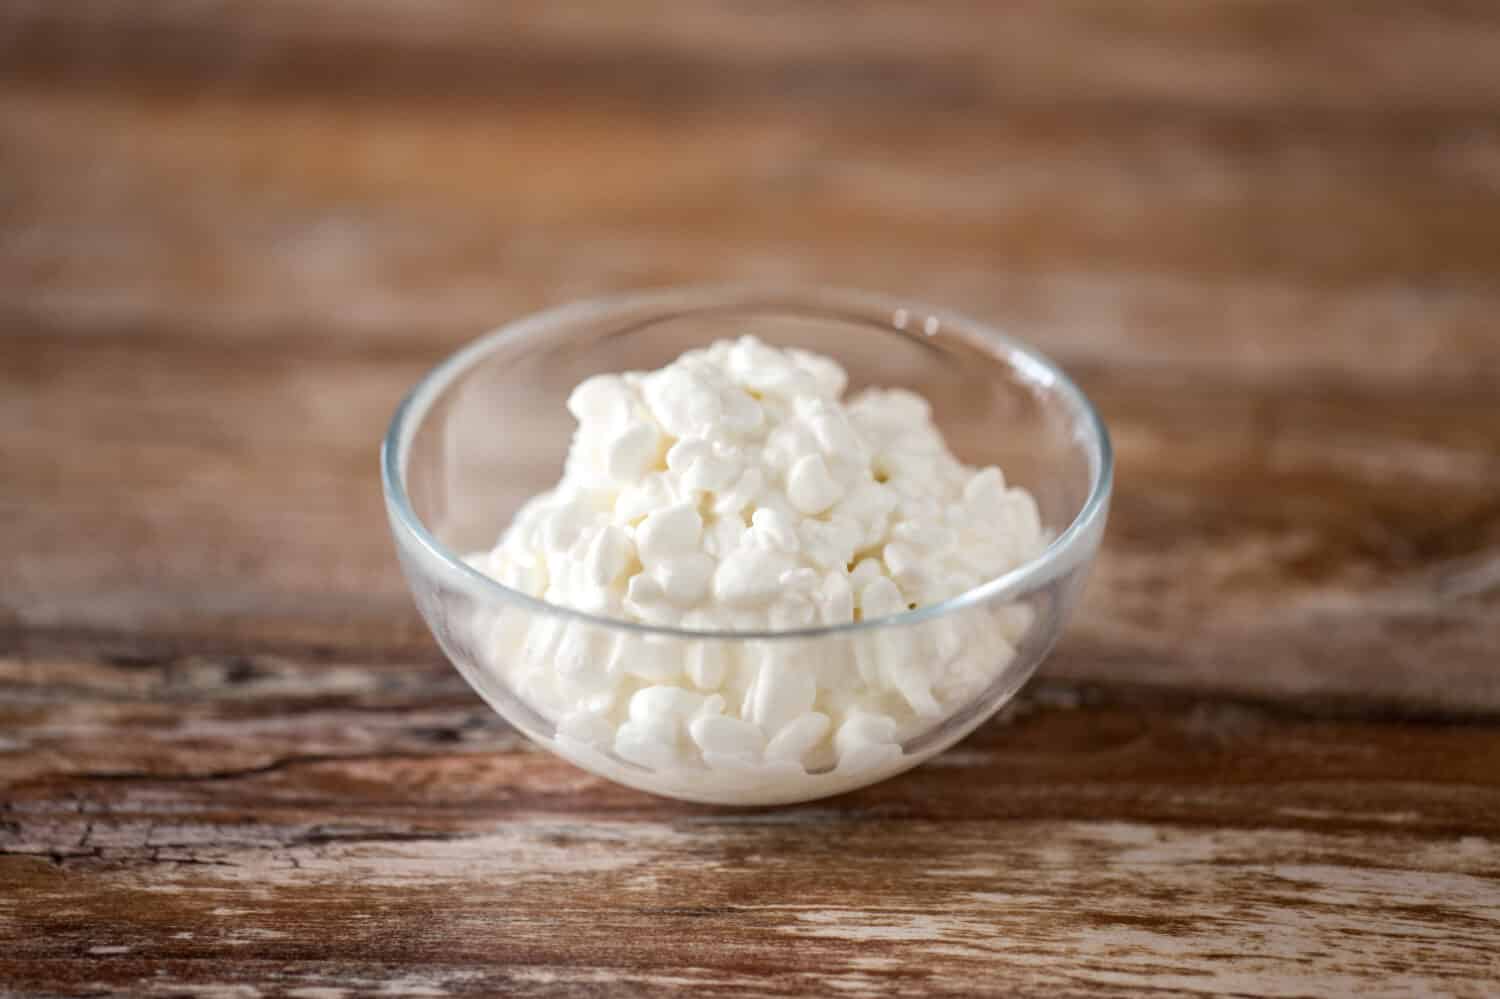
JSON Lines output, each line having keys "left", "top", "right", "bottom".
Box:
{"left": 4, "top": 3, "right": 1500, "bottom": 996}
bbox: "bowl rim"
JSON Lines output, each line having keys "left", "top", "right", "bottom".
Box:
{"left": 382, "top": 284, "right": 1113, "bottom": 641}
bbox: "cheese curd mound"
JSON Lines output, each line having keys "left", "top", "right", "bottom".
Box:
{"left": 470, "top": 336, "right": 1044, "bottom": 796}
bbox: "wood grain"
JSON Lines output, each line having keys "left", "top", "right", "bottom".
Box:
{"left": 3, "top": 2, "right": 1500, "bottom": 995}
{"left": 4, "top": 640, "right": 1499, "bottom": 996}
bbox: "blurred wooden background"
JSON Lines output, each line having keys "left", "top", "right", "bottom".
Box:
{"left": 3, "top": 3, "right": 1499, "bottom": 995}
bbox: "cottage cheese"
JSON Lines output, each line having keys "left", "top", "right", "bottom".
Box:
{"left": 469, "top": 336, "right": 1044, "bottom": 800}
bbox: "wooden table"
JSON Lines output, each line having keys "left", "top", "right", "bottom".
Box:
{"left": 4, "top": 4, "right": 1499, "bottom": 995}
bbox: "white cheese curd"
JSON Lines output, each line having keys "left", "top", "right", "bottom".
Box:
{"left": 469, "top": 336, "right": 1044, "bottom": 802}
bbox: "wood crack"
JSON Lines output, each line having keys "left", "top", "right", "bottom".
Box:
{"left": 75, "top": 748, "right": 507, "bottom": 786}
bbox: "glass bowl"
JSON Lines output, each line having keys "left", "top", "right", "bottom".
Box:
{"left": 382, "top": 286, "right": 1111, "bottom": 805}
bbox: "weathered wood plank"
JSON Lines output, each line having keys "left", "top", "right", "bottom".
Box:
{"left": 6, "top": 0, "right": 1500, "bottom": 115}
{"left": 3, "top": 643, "right": 1498, "bottom": 827}
{"left": 3, "top": 645, "right": 1498, "bottom": 996}
{"left": 7, "top": 87, "right": 1500, "bottom": 298}
{"left": 3, "top": 818, "right": 1498, "bottom": 997}
{"left": 5, "top": 326, "right": 1497, "bottom": 706}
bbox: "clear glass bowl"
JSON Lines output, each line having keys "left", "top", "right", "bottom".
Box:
{"left": 382, "top": 286, "right": 1112, "bottom": 805}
